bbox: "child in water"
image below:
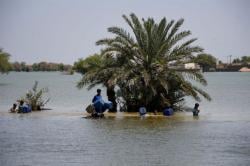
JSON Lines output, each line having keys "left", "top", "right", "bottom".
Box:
{"left": 9, "top": 103, "right": 17, "bottom": 113}
{"left": 193, "top": 103, "right": 200, "bottom": 116}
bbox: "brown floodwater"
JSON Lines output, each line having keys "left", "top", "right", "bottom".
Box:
{"left": 0, "top": 111, "right": 250, "bottom": 166}
{"left": 0, "top": 72, "right": 250, "bottom": 166}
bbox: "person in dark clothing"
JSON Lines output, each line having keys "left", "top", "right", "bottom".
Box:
{"left": 17, "top": 100, "right": 24, "bottom": 113}
{"left": 193, "top": 103, "right": 200, "bottom": 116}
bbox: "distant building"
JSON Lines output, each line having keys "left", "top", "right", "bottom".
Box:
{"left": 216, "top": 63, "right": 226, "bottom": 70}
{"left": 169, "top": 63, "right": 201, "bottom": 71}
{"left": 184, "top": 63, "right": 200, "bottom": 70}
{"left": 239, "top": 67, "right": 250, "bottom": 72}
{"left": 216, "top": 62, "right": 250, "bottom": 72}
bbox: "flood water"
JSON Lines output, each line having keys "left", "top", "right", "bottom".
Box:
{"left": 0, "top": 72, "right": 250, "bottom": 166}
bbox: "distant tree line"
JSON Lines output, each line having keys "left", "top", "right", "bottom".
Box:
{"left": 193, "top": 54, "right": 217, "bottom": 72}
{"left": 232, "top": 56, "right": 250, "bottom": 64}
{"left": 11, "top": 61, "right": 72, "bottom": 72}
{"left": 73, "top": 54, "right": 101, "bottom": 74}
{"left": 1, "top": 48, "right": 73, "bottom": 73}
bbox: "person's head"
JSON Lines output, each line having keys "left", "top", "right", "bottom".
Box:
{"left": 97, "top": 89, "right": 101, "bottom": 95}
{"left": 20, "top": 100, "right": 24, "bottom": 106}
{"left": 194, "top": 103, "right": 199, "bottom": 109}
{"left": 13, "top": 103, "right": 17, "bottom": 108}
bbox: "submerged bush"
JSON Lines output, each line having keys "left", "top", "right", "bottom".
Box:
{"left": 22, "top": 81, "right": 50, "bottom": 111}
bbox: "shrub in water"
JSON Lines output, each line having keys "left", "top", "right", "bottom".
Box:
{"left": 22, "top": 81, "right": 50, "bottom": 111}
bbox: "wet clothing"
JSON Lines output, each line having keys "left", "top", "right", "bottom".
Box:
{"left": 163, "top": 107, "right": 173, "bottom": 116}
{"left": 139, "top": 107, "right": 147, "bottom": 116}
{"left": 92, "top": 94, "right": 112, "bottom": 114}
{"left": 92, "top": 95, "right": 102, "bottom": 103}
{"left": 18, "top": 104, "right": 32, "bottom": 113}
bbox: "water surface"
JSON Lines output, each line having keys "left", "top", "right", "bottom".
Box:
{"left": 0, "top": 72, "right": 250, "bottom": 166}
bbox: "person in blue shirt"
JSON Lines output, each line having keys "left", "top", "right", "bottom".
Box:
{"left": 17, "top": 100, "right": 32, "bottom": 113}
{"left": 92, "top": 89, "right": 103, "bottom": 114}
{"left": 163, "top": 106, "right": 174, "bottom": 116}
{"left": 17, "top": 100, "right": 25, "bottom": 113}
{"left": 92, "top": 89, "right": 102, "bottom": 103}
{"left": 91, "top": 89, "right": 113, "bottom": 117}
{"left": 139, "top": 106, "right": 147, "bottom": 116}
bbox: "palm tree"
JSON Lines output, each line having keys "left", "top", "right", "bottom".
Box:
{"left": 78, "top": 13, "right": 211, "bottom": 112}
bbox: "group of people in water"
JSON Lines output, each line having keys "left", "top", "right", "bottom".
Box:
{"left": 88, "top": 89, "right": 200, "bottom": 118}
{"left": 139, "top": 104, "right": 200, "bottom": 117}
{"left": 9, "top": 100, "right": 32, "bottom": 113}
{"left": 10, "top": 88, "right": 200, "bottom": 117}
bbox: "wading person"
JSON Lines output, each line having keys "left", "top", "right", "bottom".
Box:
{"left": 9, "top": 103, "right": 17, "bottom": 113}
{"left": 193, "top": 103, "right": 200, "bottom": 116}
{"left": 163, "top": 106, "right": 174, "bottom": 116}
{"left": 17, "top": 100, "right": 24, "bottom": 113}
{"left": 17, "top": 100, "right": 31, "bottom": 113}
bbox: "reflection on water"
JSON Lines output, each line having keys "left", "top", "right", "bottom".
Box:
{"left": 1, "top": 72, "right": 250, "bottom": 166}
{"left": 0, "top": 114, "right": 250, "bottom": 166}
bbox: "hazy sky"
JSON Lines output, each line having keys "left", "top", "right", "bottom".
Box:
{"left": 0, "top": 0, "right": 249, "bottom": 64}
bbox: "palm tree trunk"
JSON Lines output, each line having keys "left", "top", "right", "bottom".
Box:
{"left": 106, "top": 86, "right": 117, "bottom": 112}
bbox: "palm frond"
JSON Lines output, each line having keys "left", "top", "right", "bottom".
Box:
{"left": 166, "top": 18, "right": 184, "bottom": 42}
{"left": 192, "top": 86, "right": 212, "bottom": 101}
{"left": 107, "top": 27, "right": 135, "bottom": 45}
